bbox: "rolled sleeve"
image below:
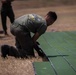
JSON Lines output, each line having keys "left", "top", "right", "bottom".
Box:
{"left": 37, "top": 25, "right": 47, "bottom": 35}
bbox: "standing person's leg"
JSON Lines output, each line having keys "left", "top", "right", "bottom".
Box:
{"left": 1, "top": 10, "right": 7, "bottom": 35}
{"left": 8, "top": 8, "right": 15, "bottom": 23}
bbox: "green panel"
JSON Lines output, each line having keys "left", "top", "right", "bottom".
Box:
{"left": 33, "top": 31, "right": 76, "bottom": 75}
{"left": 38, "top": 35, "right": 59, "bottom": 56}
{"left": 66, "top": 56, "right": 76, "bottom": 69}
{"left": 39, "top": 31, "right": 76, "bottom": 56}
{"left": 33, "top": 62, "right": 55, "bottom": 75}
{"left": 42, "top": 31, "right": 76, "bottom": 54}
{"left": 49, "top": 57, "right": 76, "bottom": 75}
{"left": 37, "top": 31, "right": 76, "bottom": 75}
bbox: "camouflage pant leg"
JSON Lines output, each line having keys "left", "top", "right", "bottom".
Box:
{"left": 15, "top": 30, "right": 35, "bottom": 57}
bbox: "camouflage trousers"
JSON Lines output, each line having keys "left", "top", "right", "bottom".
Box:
{"left": 10, "top": 25, "right": 35, "bottom": 58}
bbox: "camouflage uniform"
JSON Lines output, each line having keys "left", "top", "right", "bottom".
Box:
{"left": 10, "top": 14, "right": 47, "bottom": 57}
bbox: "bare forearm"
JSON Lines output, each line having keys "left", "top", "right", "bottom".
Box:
{"left": 32, "top": 32, "right": 40, "bottom": 43}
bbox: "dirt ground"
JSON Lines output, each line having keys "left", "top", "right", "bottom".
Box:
{"left": 0, "top": 2, "right": 76, "bottom": 75}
